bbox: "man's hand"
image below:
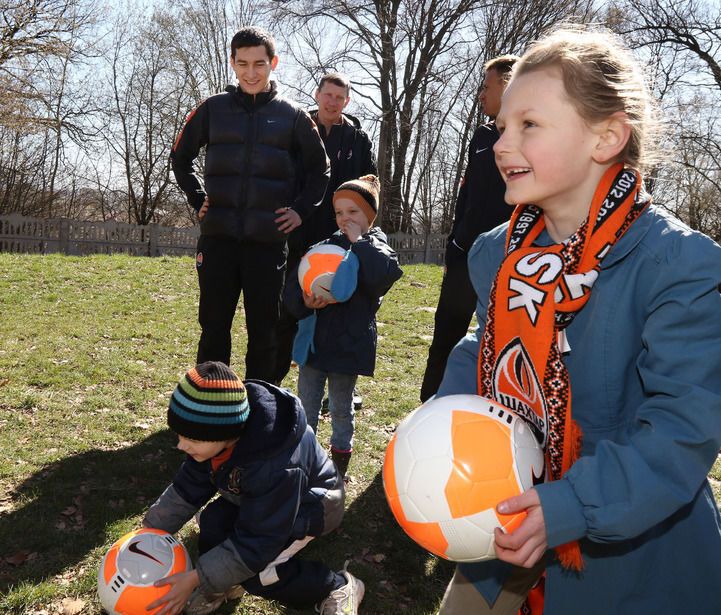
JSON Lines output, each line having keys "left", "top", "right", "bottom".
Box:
{"left": 198, "top": 198, "right": 209, "bottom": 221}
{"left": 493, "top": 488, "right": 548, "bottom": 569}
{"left": 303, "top": 291, "right": 331, "bottom": 309}
{"left": 146, "top": 569, "right": 200, "bottom": 615}
{"left": 275, "top": 207, "right": 301, "bottom": 234}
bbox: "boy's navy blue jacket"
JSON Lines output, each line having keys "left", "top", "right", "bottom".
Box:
{"left": 283, "top": 228, "right": 402, "bottom": 376}
{"left": 143, "top": 381, "right": 344, "bottom": 595}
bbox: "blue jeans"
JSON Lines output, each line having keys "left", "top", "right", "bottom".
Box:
{"left": 297, "top": 364, "right": 358, "bottom": 451}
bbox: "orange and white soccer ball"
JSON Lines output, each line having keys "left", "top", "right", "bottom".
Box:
{"left": 383, "top": 394, "right": 544, "bottom": 562}
{"left": 297, "top": 243, "right": 347, "bottom": 302}
{"left": 97, "top": 528, "right": 192, "bottom": 614}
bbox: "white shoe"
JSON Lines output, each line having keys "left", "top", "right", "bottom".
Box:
{"left": 184, "top": 585, "right": 245, "bottom": 615}
{"left": 315, "top": 566, "right": 365, "bottom": 615}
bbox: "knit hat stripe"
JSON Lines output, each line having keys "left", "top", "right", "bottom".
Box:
{"left": 186, "top": 368, "right": 244, "bottom": 390}
{"left": 172, "top": 389, "right": 249, "bottom": 415}
{"left": 178, "top": 377, "right": 246, "bottom": 403}
{"left": 170, "top": 397, "right": 250, "bottom": 425}
{"left": 167, "top": 361, "right": 251, "bottom": 442}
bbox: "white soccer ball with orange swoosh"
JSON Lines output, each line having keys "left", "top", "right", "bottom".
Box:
{"left": 383, "top": 394, "right": 544, "bottom": 562}
{"left": 97, "top": 528, "right": 192, "bottom": 614}
{"left": 297, "top": 243, "right": 348, "bottom": 302}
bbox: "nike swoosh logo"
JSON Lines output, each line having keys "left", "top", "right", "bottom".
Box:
{"left": 276, "top": 262, "right": 285, "bottom": 270}
{"left": 475, "top": 147, "right": 488, "bottom": 154}
{"left": 267, "top": 119, "right": 277, "bottom": 124}
{"left": 128, "top": 540, "right": 164, "bottom": 564}
{"left": 531, "top": 462, "right": 545, "bottom": 486}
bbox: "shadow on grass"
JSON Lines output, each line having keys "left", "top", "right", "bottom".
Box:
{"left": 0, "top": 436, "right": 451, "bottom": 614}
{"left": 0, "top": 430, "right": 181, "bottom": 594}
{"left": 287, "top": 470, "right": 454, "bottom": 615}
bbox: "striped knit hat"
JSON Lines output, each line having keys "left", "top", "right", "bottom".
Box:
{"left": 168, "top": 362, "right": 250, "bottom": 441}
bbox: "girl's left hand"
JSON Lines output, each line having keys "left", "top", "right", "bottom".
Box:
{"left": 493, "top": 488, "right": 548, "bottom": 568}
{"left": 146, "top": 569, "right": 200, "bottom": 614}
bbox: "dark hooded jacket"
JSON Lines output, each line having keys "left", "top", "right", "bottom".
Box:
{"left": 301, "top": 111, "right": 377, "bottom": 247}
{"left": 143, "top": 381, "right": 344, "bottom": 595}
{"left": 283, "top": 228, "right": 402, "bottom": 376}
{"left": 446, "top": 121, "right": 510, "bottom": 265}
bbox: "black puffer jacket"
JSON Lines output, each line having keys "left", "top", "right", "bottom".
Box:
{"left": 301, "top": 111, "right": 377, "bottom": 247}
{"left": 446, "top": 121, "right": 511, "bottom": 265}
{"left": 283, "top": 228, "right": 402, "bottom": 376}
{"left": 171, "top": 81, "right": 330, "bottom": 242}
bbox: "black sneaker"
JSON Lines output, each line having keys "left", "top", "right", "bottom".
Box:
{"left": 352, "top": 390, "right": 362, "bottom": 410}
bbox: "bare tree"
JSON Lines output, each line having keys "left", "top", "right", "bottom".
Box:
{"left": 611, "top": 0, "right": 720, "bottom": 90}
{"left": 100, "top": 7, "right": 194, "bottom": 225}
{"left": 271, "top": 0, "right": 595, "bottom": 233}
{"left": 607, "top": 0, "right": 721, "bottom": 236}
{"left": 0, "top": 0, "right": 99, "bottom": 217}
{"left": 0, "top": 0, "right": 96, "bottom": 126}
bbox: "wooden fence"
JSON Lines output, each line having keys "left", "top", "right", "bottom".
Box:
{"left": 0, "top": 214, "right": 446, "bottom": 264}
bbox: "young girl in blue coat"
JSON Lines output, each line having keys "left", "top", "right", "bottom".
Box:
{"left": 436, "top": 26, "right": 721, "bottom": 614}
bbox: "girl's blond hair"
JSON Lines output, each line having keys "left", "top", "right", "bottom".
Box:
{"left": 514, "top": 26, "right": 660, "bottom": 171}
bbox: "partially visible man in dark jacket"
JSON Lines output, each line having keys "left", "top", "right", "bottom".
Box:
{"left": 273, "top": 72, "right": 377, "bottom": 385}
{"left": 171, "top": 26, "right": 329, "bottom": 381}
{"left": 420, "top": 55, "right": 518, "bottom": 402}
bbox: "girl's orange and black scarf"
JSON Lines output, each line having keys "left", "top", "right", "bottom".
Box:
{"left": 478, "top": 163, "right": 650, "bottom": 569}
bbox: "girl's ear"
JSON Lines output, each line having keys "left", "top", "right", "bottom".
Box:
{"left": 592, "top": 111, "right": 632, "bottom": 164}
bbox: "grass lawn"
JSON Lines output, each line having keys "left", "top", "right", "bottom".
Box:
{"left": 1, "top": 252, "right": 720, "bottom": 614}
{"left": 0, "top": 253, "right": 454, "bottom": 614}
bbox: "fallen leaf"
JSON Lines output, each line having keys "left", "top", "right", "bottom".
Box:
{"left": 4, "top": 550, "right": 34, "bottom": 566}
{"left": 61, "top": 597, "right": 86, "bottom": 615}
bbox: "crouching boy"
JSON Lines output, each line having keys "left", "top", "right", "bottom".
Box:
{"left": 143, "top": 361, "right": 363, "bottom": 615}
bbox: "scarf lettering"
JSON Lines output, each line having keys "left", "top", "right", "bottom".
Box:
{"left": 479, "top": 164, "right": 650, "bottom": 571}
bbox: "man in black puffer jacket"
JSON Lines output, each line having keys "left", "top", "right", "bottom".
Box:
{"left": 171, "top": 26, "right": 329, "bottom": 380}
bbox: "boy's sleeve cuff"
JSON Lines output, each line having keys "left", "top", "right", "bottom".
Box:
{"left": 535, "top": 478, "right": 587, "bottom": 548}
{"left": 196, "top": 541, "right": 255, "bottom": 594}
{"left": 142, "top": 485, "right": 198, "bottom": 534}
